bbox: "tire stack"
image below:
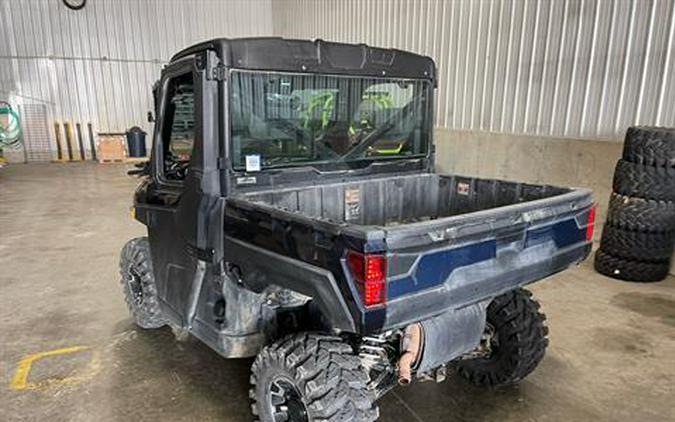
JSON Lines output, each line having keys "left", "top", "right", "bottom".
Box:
{"left": 594, "top": 126, "right": 675, "bottom": 282}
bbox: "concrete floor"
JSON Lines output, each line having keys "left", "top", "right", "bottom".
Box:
{"left": 1, "top": 163, "right": 674, "bottom": 422}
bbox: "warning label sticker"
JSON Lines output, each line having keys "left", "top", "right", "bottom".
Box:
{"left": 457, "top": 182, "right": 470, "bottom": 196}
{"left": 344, "top": 187, "right": 361, "bottom": 221}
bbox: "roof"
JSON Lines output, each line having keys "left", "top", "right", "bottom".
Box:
{"left": 170, "top": 37, "right": 436, "bottom": 81}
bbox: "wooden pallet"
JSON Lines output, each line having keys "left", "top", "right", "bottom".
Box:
{"left": 98, "top": 158, "right": 125, "bottom": 164}
{"left": 97, "top": 157, "right": 148, "bottom": 164}
{"left": 125, "top": 156, "right": 148, "bottom": 164}
{"left": 97, "top": 136, "right": 126, "bottom": 163}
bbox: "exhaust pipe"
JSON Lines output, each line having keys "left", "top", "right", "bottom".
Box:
{"left": 397, "top": 323, "right": 422, "bottom": 385}
{"left": 397, "top": 302, "right": 488, "bottom": 385}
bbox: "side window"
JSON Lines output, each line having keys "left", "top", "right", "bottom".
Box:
{"left": 161, "top": 72, "right": 195, "bottom": 181}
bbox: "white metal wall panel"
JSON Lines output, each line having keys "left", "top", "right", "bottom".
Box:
{"left": 0, "top": 0, "right": 273, "bottom": 140}
{"left": 272, "top": 0, "right": 675, "bottom": 140}
{"left": 4, "top": 0, "right": 674, "bottom": 148}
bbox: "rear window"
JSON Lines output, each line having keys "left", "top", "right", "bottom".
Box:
{"left": 229, "top": 70, "right": 431, "bottom": 171}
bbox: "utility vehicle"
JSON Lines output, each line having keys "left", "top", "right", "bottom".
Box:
{"left": 120, "top": 38, "right": 595, "bottom": 421}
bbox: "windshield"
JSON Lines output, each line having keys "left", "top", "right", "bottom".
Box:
{"left": 229, "top": 70, "right": 431, "bottom": 170}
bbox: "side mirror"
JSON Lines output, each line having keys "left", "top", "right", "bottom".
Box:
{"left": 147, "top": 111, "right": 155, "bottom": 123}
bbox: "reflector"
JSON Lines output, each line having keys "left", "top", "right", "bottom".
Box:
{"left": 586, "top": 204, "right": 596, "bottom": 241}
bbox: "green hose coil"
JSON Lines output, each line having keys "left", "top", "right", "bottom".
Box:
{"left": 0, "top": 101, "right": 23, "bottom": 148}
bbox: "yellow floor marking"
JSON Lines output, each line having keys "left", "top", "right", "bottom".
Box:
{"left": 9, "top": 345, "right": 99, "bottom": 391}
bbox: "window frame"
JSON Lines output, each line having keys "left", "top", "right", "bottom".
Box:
{"left": 227, "top": 68, "right": 434, "bottom": 173}
{"left": 152, "top": 60, "right": 197, "bottom": 189}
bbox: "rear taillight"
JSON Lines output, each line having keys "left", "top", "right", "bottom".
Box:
{"left": 586, "top": 203, "right": 596, "bottom": 241}
{"left": 346, "top": 251, "right": 386, "bottom": 307}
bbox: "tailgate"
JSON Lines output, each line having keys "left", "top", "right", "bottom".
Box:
{"left": 375, "top": 188, "right": 593, "bottom": 329}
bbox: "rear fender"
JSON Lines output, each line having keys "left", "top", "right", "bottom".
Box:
{"left": 224, "top": 236, "right": 357, "bottom": 333}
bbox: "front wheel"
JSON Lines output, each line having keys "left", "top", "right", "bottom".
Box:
{"left": 457, "top": 288, "right": 548, "bottom": 387}
{"left": 250, "top": 333, "right": 378, "bottom": 422}
{"left": 119, "top": 237, "right": 167, "bottom": 329}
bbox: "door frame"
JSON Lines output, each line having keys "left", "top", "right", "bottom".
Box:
{"left": 140, "top": 52, "right": 223, "bottom": 327}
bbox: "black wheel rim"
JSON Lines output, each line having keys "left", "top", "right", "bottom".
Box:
{"left": 481, "top": 322, "right": 499, "bottom": 358}
{"left": 126, "top": 266, "right": 144, "bottom": 305}
{"left": 269, "top": 377, "right": 308, "bottom": 422}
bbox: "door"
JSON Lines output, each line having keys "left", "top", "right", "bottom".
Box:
{"left": 139, "top": 56, "right": 222, "bottom": 327}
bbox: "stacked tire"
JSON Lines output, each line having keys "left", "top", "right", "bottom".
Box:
{"left": 594, "top": 127, "right": 675, "bottom": 282}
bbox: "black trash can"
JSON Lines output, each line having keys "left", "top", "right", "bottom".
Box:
{"left": 125, "top": 126, "right": 147, "bottom": 157}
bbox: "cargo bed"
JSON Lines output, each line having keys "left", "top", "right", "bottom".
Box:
{"left": 230, "top": 172, "right": 592, "bottom": 250}
{"left": 237, "top": 173, "right": 571, "bottom": 227}
{"left": 225, "top": 172, "right": 593, "bottom": 333}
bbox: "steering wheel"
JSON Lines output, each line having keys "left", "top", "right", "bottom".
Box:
{"left": 349, "top": 97, "right": 387, "bottom": 144}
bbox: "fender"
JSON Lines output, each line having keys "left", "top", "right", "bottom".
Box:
{"left": 224, "top": 236, "right": 356, "bottom": 333}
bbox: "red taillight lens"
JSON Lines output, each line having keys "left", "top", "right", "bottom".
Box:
{"left": 346, "top": 251, "right": 387, "bottom": 307}
{"left": 586, "top": 204, "right": 596, "bottom": 241}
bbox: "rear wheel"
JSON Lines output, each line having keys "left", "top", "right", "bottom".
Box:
{"left": 119, "top": 237, "right": 167, "bottom": 329}
{"left": 457, "top": 289, "right": 548, "bottom": 387}
{"left": 250, "top": 333, "right": 378, "bottom": 422}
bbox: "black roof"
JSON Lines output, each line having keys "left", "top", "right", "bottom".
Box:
{"left": 171, "top": 37, "right": 435, "bottom": 82}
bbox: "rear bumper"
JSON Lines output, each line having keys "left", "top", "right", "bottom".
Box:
{"left": 381, "top": 240, "right": 591, "bottom": 331}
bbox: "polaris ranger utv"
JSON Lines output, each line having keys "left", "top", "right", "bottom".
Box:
{"left": 120, "top": 38, "right": 595, "bottom": 421}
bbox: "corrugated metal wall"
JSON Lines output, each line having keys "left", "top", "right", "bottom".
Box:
{"left": 273, "top": 0, "right": 675, "bottom": 140}
{"left": 0, "top": 0, "right": 272, "bottom": 160}
{"left": 4, "top": 0, "right": 674, "bottom": 160}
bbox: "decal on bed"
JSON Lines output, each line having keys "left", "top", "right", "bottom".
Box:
{"left": 457, "top": 182, "right": 470, "bottom": 196}
{"left": 344, "top": 187, "right": 361, "bottom": 221}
